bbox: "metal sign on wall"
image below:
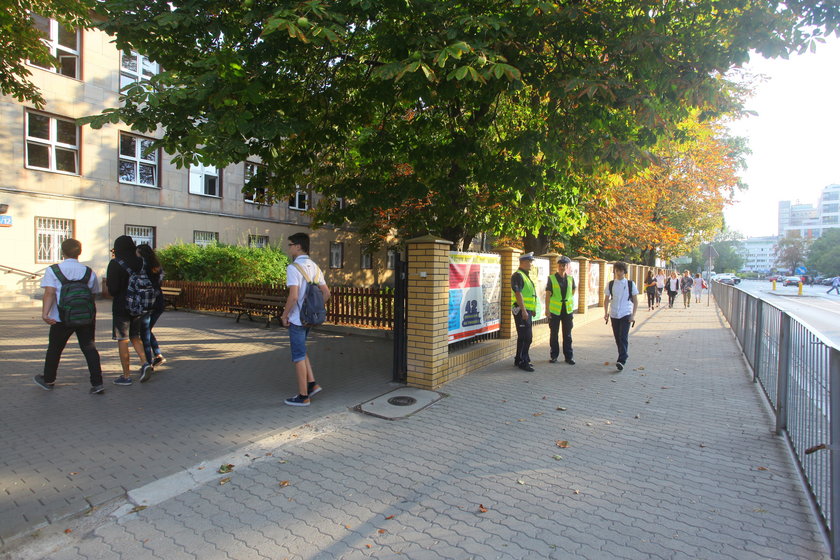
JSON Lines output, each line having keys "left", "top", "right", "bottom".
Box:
{"left": 0, "top": 215, "right": 12, "bottom": 227}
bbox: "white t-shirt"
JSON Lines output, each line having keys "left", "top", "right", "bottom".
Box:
{"left": 40, "top": 259, "right": 100, "bottom": 323}
{"left": 285, "top": 255, "right": 326, "bottom": 327}
{"left": 655, "top": 274, "right": 666, "bottom": 289}
{"left": 608, "top": 278, "right": 638, "bottom": 318}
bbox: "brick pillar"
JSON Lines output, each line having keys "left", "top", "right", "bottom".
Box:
{"left": 493, "top": 246, "right": 521, "bottom": 340}
{"left": 406, "top": 235, "right": 452, "bottom": 389}
{"left": 575, "top": 257, "right": 589, "bottom": 314}
{"left": 591, "top": 260, "right": 606, "bottom": 307}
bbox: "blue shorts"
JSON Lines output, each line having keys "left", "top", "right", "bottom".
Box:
{"left": 288, "top": 324, "right": 310, "bottom": 362}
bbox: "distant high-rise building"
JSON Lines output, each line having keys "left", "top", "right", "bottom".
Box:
{"left": 778, "top": 184, "right": 840, "bottom": 239}
{"left": 738, "top": 236, "right": 778, "bottom": 273}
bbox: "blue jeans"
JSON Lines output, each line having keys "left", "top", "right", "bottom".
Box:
{"left": 289, "top": 323, "right": 311, "bottom": 362}
{"left": 610, "top": 315, "right": 631, "bottom": 364}
{"left": 148, "top": 306, "right": 163, "bottom": 357}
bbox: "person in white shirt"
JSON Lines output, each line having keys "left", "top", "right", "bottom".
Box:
{"left": 655, "top": 269, "right": 666, "bottom": 308}
{"left": 603, "top": 261, "right": 638, "bottom": 371}
{"left": 35, "top": 238, "right": 104, "bottom": 394}
{"left": 280, "top": 232, "right": 331, "bottom": 407}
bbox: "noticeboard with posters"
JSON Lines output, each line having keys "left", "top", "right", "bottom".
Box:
{"left": 448, "top": 252, "right": 502, "bottom": 343}
{"left": 588, "top": 263, "right": 601, "bottom": 307}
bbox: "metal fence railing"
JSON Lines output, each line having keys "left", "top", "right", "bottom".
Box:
{"left": 712, "top": 281, "right": 840, "bottom": 558}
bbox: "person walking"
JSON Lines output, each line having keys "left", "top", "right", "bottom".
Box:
{"left": 137, "top": 244, "right": 166, "bottom": 367}
{"left": 34, "top": 238, "right": 104, "bottom": 394}
{"left": 512, "top": 252, "right": 538, "bottom": 372}
{"left": 544, "top": 255, "right": 576, "bottom": 365}
{"left": 107, "top": 235, "right": 155, "bottom": 386}
{"left": 604, "top": 261, "right": 638, "bottom": 371}
{"left": 828, "top": 276, "right": 840, "bottom": 295}
{"left": 643, "top": 272, "right": 657, "bottom": 311}
{"left": 281, "top": 232, "right": 331, "bottom": 406}
{"left": 665, "top": 271, "right": 680, "bottom": 308}
{"left": 655, "top": 269, "right": 666, "bottom": 308}
{"left": 692, "top": 272, "right": 704, "bottom": 303}
{"left": 680, "top": 270, "right": 694, "bottom": 308}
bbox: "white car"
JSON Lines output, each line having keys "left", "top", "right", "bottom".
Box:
{"left": 713, "top": 274, "right": 741, "bottom": 285}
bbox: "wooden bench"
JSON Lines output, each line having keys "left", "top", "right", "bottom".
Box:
{"left": 161, "top": 287, "right": 183, "bottom": 310}
{"left": 230, "top": 294, "right": 287, "bottom": 328}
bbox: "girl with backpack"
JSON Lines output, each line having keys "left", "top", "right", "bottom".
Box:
{"left": 137, "top": 244, "right": 166, "bottom": 368}
{"left": 644, "top": 272, "right": 657, "bottom": 311}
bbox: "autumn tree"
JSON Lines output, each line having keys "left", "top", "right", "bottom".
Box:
{"left": 84, "top": 0, "right": 839, "bottom": 248}
{"left": 775, "top": 232, "right": 810, "bottom": 273}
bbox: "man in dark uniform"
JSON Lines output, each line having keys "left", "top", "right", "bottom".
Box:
{"left": 511, "top": 252, "right": 538, "bottom": 372}
{"left": 544, "top": 255, "right": 576, "bottom": 365}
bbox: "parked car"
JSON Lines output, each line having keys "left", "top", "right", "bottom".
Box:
{"left": 714, "top": 274, "right": 741, "bottom": 285}
{"left": 821, "top": 276, "right": 837, "bottom": 286}
{"left": 766, "top": 275, "right": 782, "bottom": 282}
{"left": 783, "top": 276, "right": 802, "bottom": 287}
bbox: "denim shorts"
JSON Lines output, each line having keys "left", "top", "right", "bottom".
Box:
{"left": 112, "top": 314, "right": 147, "bottom": 341}
{"left": 288, "top": 323, "right": 311, "bottom": 362}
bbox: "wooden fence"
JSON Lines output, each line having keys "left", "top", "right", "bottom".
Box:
{"left": 162, "top": 280, "right": 394, "bottom": 329}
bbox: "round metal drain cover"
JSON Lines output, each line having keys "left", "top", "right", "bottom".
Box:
{"left": 387, "top": 396, "right": 417, "bottom": 407}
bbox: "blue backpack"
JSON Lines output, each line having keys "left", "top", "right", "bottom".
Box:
{"left": 292, "top": 263, "right": 327, "bottom": 327}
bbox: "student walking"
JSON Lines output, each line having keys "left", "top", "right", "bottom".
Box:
{"left": 511, "top": 252, "right": 538, "bottom": 372}
{"left": 655, "top": 269, "right": 666, "bottom": 308}
{"left": 692, "top": 273, "right": 705, "bottom": 303}
{"left": 604, "top": 261, "right": 638, "bottom": 371}
{"left": 35, "top": 238, "right": 104, "bottom": 394}
{"left": 680, "top": 270, "right": 694, "bottom": 308}
{"left": 828, "top": 277, "right": 840, "bottom": 295}
{"left": 544, "top": 255, "right": 576, "bottom": 365}
{"left": 644, "top": 272, "right": 657, "bottom": 311}
{"left": 137, "top": 244, "right": 166, "bottom": 367}
{"left": 665, "top": 271, "right": 680, "bottom": 308}
{"left": 281, "top": 233, "right": 331, "bottom": 406}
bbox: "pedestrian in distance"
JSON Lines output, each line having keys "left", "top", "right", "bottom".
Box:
{"left": 512, "top": 252, "right": 538, "bottom": 372}
{"left": 692, "top": 272, "right": 705, "bottom": 303}
{"left": 643, "top": 272, "right": 657, "bottom": 311}
{"left": 281, "top": 232, "right": 331, "bottom": 406}
{"left": 35, "top": 238, "right": 104, "bottom": 394}
{"left": 604, "top": 261, "right": 639, "bottom": 372}
{"left": 544, "top": 255, "right": 576, "bottom": 365}
{"left": 665, "top": 271, "right": 680, "bottom": 308}
{"left": 107, "top": 235, "right": 156, "bottom": 386}
{"left": 828, "top": 276, "right": 840, "bottom": 295}
{"left": 136, "top": 244, "right": 166, "bottom": 368}
{"left": 655, "top": 269, "right": 666, "bottom": 308}
{"left": 680, "top": 270, "right": 694, "bottom": 308}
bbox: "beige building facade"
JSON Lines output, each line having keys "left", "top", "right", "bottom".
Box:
{"left": 0, "top": 19, "right": 394, "bottom": 305}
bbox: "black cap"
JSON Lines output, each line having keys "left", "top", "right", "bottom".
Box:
{"left": 558, "top": 256, "right": 572, "bottom": 264}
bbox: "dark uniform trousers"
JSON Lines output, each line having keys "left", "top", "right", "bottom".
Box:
{"left": 548, "top": 312, "right": 574, "bottom": 361}
{"left": 514, "top": 310, "right": 534, "bottom": 366}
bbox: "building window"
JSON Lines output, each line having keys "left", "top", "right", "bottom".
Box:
{"left": 823, "top": 216, "right": 839, "bottom": 225}
{"left": 387, "top": 249, "right": 397, "bottom": 270}
{"left": 26, "top": 111, "right": 79, "bottom": 174}
{"left": 248, "top": 234, "right": 269, "bottom": 248}
{"left": 30, "top": 15, "right": 80, "bottom": 79}
{"left": 823, "top": 203, "right": 839, "bottom": 214}
{"left": 120, "top": 51, "right": 158, "bottom": 90}
{"left": 36, "top": 217, "right": 74, "bottom": 263}
{"left": 330, "top": 242, "right": 344, "bottom": 269}
{"left": 126, "top": 225, "right": 155, "bottom": 247}
{"left": 244, "top": 162, "right": 272, "bottom": 205}
{"left": 825, "top": 192, "right": 839, "bottom": 201}
{"left": 194, "top": 231, "right": 219, "bottom": 247}
{"left": 188, "top": 163, "right": 221, "bottom": 197}
{"left": 119, "top": 133, "right": 158, "bottom": 187}
{"left": 289, "top": 190, "right": 308, "bottom": 211}
{"left": 361, "top": 249, "right": 372, "bottom": 270}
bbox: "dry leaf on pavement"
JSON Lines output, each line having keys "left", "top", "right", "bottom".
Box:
{"left": 218, "top": 464, "right": 234, "bottom": 474}
{"left": 219, "top": 477, "right": 231, "bottom": 485}
{"left": 279, "top": 480, "right": 290, "bottom": 487}
{"left": 556, "top": 440, "right": 569, "bottom": 448}
{"left": 478, "top": 504, "right": 488, "bottom": 513}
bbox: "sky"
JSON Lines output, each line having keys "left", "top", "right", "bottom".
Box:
{"left": 724, "top": 36, "right": 840, "bottom": 239}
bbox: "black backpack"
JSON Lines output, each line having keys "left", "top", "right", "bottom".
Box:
{"left": 608, "top": 279, "right": 635, "bottom": 301}
{"left": 117, "top": 258, "right": 156, "bottom": 316}
{"left": 292, "top": 263, "right": 327, "bottom": 327}
{"left": 51, "top": 265, "right": 96, "bottom": 327}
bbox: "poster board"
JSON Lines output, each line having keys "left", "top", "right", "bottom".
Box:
{"left": 448, "top": 252, "right": 502, "bottom": 343}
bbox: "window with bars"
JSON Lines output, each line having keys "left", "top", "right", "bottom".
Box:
{"left": 289, "top": 190, "right": 308, "bottom": 211}
{"left": 249, "top": 234, "right": 269, "bottom": 248}
{"left": 126, "top": 225, "right": 155, "bottom": 247}
{"left": 330, "top": 242, "right": 344, "bottom": 269}
{"left": 119, "top": 133, "right": 158, "bottom": 187}
{"left": 26, "top": 111, "right": 79, "bottom": 174}
{"left": 188, "top": 163, "right": 221, "bottom": 197}
{"left": 30, "top": 15, "right": 80, "bottom": 79}
{"left": 120, "top": 51, "right": 158, "bottom": 90}
{"left": 244, "top": 162, "right": 273, "bottom": 204}
{"left": 36, "top": 217, "right": 74, "bottom": 263}
{"left": 194, "top": 230, "right": 219, "bottom": 247}
{"left": 361, "top": 248, "right": 372, "bottom": 270}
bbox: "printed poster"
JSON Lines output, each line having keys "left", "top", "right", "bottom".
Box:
{"left": 448, "top": 252, "right": 501, "bottom": 343}
{"left": 588, "top": 263, "right": 600, "bottom": 307}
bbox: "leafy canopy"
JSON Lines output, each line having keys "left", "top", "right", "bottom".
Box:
{"left": 807, "top": 228, "right": 840, "bottom": 276}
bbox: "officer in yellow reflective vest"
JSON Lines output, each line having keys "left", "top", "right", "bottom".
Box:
{"left": 511, "top": 252, "right": 537, "bottom": 371}
{"left": 544, "top": 255, "right": 576, "bottom": 365}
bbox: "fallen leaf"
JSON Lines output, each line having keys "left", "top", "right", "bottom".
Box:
{"left": 556, "top": 440, "right": 569, "bottom": 448}
{"left": 533, "top": 412, "right": 543, "bottom": 417}
{"left": 603, "top": 362, "right": 610, "bottom": 366}
{"left": 197, "top": 466, "right": 205, "bottom": 470}
{"left": 345, "top": 525, "right": 352, "bottom": 529}
{"left": 478, "top": 504, "right": 488, "bottom": 513}
{"left": 556, "top": 407, "right": 567, "bottom": 411}
{"left": 385, "top": 515, "right": 394, "bottom": 520}
{"left": 218, "top": 464, "right": 234, "bottom": 474}
{"left": 699, "top": 443, "right": 707, "bottom": 448}
{"left": 635, "top": 414, "right": 641, "bottom": 419}
{"left": 517, "top": 418, "right": 526, "bottom": 422}
{"left": 279, "top": 480, "right": 290, "bottom": 487}
{"left": 552, "top": 455, "right": 563, "bottom": 461}
{"left": 265, "top": 452, "right": 273, "bottom": 456}
{"left": 64, "top": 529, "right": 72, "bottom": 534}
{"left": 366, "top": 544, "right": 372, "bottom": 549}
{"left": 661, "top": 386, "right": 671, "bottom": 390}
{"left": 129, "top": 505, "right": 147, "bottom": 513}
{"left": 754, "top": 508, "right": 768, "bottom": 513}
{"left": 637, "top": 366, "right": 646, "bottom": 371}
{"left": 69, "top": 472, "right": 78, "bottom": 476}
{"left": 605, "top": 421, "right": 612, "bottom": 425}
{"left": 378, "top": 529, "right": 387, "bottom": 534}
{"left": 542, "top": 396, "right": 547, "bottom": 400}
{"left": 573, "top": 489, "right": 581, "bottom": 495}
{"left": 219, "top": 477, "right": 231, "bottom": 485}
{"left": 517, "top": 479, "right": 526, "bottom": 485}
{"left": 585, "top": 422, "right": 593, "bottom": 426}
{"left": 757, "top": 466, "right": 768, "bottom": 471}
{"left": 278, "top": 460, "right": 287, "bottom": 464}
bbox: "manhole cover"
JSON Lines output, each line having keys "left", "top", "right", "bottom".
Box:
{"left": 387, "top": 396, "right": 417, "bottom": 406}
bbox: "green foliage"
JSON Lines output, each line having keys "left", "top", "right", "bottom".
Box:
{"left": 156, "top": 243, "right": 289, "bottom": 284}
{"left": 687, "top": 241, "right": 743, "bottom": 273}
{"left": 807, "top": 228, "right": 840, "bottom": 276}
{"left": 775, "top": 232, "right": 810, "bottom": 273}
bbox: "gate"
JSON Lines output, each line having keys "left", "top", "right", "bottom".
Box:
{"left": 392, "top": 249, "right": 408, "bottom": 382}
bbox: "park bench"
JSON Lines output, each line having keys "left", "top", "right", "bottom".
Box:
{"left": 230, "top": 294, "right": 287, "bottom": 328}
{"left": 161, "top": 287, "right": 182, "bottom": 310}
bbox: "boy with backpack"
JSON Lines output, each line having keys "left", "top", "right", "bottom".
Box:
{"left": 280, "top": 232, "right": 331, "bottom": 406}
{"left": 35, "top": 238, "right": 104, "bottom": 394}
{"left": 603, "top": 261, "right": 639, "bottom": 372}
{"left": 106, "top": 235, "right": 156, "bottom": 386}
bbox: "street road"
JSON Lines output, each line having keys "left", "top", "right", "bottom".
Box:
{"left": 736, "top": 279, "right": 840, "bottom": 346}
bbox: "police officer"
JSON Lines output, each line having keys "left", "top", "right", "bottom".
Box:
{"left": 544, "top": 255, "right": 576, "bottom": 365}
{"left": 511, "top": 252, "right": 537, "bottom": 371}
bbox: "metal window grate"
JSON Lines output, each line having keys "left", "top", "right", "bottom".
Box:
{"left": 36, "top": 217, "right": 74, "bottom": 263}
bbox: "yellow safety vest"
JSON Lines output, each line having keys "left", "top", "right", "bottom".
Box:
{"left": 511, "top": 270, "right": 537, "bottom": 312}
{"left": 548, "top": 274, "right": 575, "bottom": 315}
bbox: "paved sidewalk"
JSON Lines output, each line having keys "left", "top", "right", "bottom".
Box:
{"left": 2, "top": 300, "right": 830, "bottom": 559}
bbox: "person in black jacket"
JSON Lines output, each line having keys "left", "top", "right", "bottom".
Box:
{"left": 107, "top": 235, "right": 154, "bottom": 386}
{"left": 137, "top": 244, "right": 166, "bottom": 367}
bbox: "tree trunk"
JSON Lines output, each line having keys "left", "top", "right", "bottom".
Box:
{"left": 523, "top": 230, "right": 551, "bottom": 255}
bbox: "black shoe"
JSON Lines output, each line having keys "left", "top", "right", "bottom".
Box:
{"left": 518, "top": 364, "right": 535, "bottom": 372}
{"left": 549, "top": 358, "right": 558, "bottom": 363}
{"left": 139, "top": 363, "right": 154, "bottom": 383}
{"left": 565, "top": 359, "right": 576, "bottom": 365}
{"left": 616, "top": 362, "right": 624, "bottom": 371}
{"left": 90, "top": 385, "right": 104, "bottom": 395}
{"left": 34, "top": 375, "right": 54, "bottom": 391}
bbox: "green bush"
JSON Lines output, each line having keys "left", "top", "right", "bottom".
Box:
{"left": 156, "top": 243, "right": 289, "bottom": 284}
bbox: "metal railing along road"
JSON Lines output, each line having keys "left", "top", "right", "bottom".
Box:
{"left": 713, "top": 281, "right": 840, "bottom": 558}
